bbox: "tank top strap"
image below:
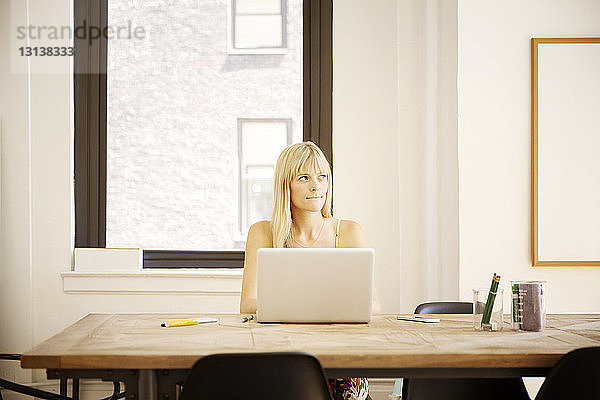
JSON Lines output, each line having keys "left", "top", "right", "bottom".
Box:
{"left": 335, "top": 218, "right": 341, "bottom": 248}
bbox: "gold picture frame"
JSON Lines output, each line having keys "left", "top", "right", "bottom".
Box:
{"left": 531, "top": 37, "right": 600, "bottom": 267}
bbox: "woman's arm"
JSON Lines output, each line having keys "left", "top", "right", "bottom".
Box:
{"left": 240, "top": 220, "right": 273, "bottom": 314}
{"left": 341, "top": 220, "right": 382, "bottom": 314}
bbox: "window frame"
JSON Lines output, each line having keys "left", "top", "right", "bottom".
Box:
{"left": 74, "top": 0, "right": 333, "bottom": 268}
{"left": 228, "top": 0, "right": 288, "bottom": 54}
{"left": 237, "top": 118, "right": 293, "bottom": 241}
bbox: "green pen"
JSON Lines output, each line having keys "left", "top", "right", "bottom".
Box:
{"left": 481, "top": 274, "right": 500, "bottom": 326}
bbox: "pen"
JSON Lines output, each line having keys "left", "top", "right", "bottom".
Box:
{"left": 481, "top": 274, "right": 500, "bottom": 326}
{"left": 397, "top": 316, "right": 440, "bottom": 323}
{"left": 160, "top": 317, "right": 218, "bottom": 327}
{"left": 241, "top": 315, "right": 254, "bottom": 323}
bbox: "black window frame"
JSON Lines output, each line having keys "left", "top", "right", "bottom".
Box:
{"left": 74, "top": 0, "right": 333, "bottom": 268}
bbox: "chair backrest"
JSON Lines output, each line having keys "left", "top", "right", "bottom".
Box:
{"left": 0, "top": 354, "right": 21, "bottom": 361}
{"left": 180, "top": 352, "right": 333, "bottom": 400}
{"left": 534, "top": 347, "right": 600, "bottom": 400}
{"left": 405, "top": 302, "right": 528, "bottom": 400}
{"left": 414, "top": 302, "right": 473, "bottom": 314}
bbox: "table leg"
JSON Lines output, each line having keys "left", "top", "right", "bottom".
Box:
{"left": 138, "top": 370, "right": 157, "bottom": 400}
{"left": 47, "top": 369, "right": 140, "bottom": 399}
{"left": 156, "top": 369, "right": 188, "bottom": 400}
{"left": 59, "top": 378, "right": 67, "bottom": 396}
{"left": 72, "top": 378, "right": 79, "bottom": 400}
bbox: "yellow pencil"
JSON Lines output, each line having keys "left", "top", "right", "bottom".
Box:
{"left": 160, "top": 317, "right": 218, "bottom": 327}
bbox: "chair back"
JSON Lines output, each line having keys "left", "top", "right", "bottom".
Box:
{"left": 414, "top": 301, "right": 472, "bottom": 314}
{"left": 180, "top": 352, "right": 332, "bottom": 400}
{"left": 403, "top": 302, "right": 529, "bottom": 400}
{"left": 0, "top": 354, "right": 21, "bottom": 361}
{"left": 534, "top": 347, "right": 600, "bottom": 400}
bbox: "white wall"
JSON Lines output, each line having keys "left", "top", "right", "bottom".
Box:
{"left": 333, "top": 0, "right": 400, "bottom": 312}
{"left": 334, "top": 0, "right": 460, "bottom": 313}
{"left": 397, "top": 0, "right": 459, "bottom": 311}
{"left": 0, "top": 0, "right": 34, "bottom": 385}
{"left": 458, "top": 0, "right": 600, "bottom": 312}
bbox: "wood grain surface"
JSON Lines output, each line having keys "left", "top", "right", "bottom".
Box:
{"left": 21, "top": 314, "right": 600, "bottom": 370}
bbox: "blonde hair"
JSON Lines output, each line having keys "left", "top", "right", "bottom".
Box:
{"left": 271, "top": 141, "right": 333, "bottom": 248}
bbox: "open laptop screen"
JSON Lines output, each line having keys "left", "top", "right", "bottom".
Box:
{"left": 256, "top": 248, "right": 374, "bottom": 323}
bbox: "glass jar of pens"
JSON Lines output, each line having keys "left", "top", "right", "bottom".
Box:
{"left": 473, "top": 274, "right": 503, "bottom": 331}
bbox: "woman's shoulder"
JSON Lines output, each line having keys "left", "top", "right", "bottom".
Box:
{"left": 338, "top": 218, "right": 362, "bottom": 231}
{"left": 246, "top": 220, "right": 273, "bottom": 247}
{"left": 250, "top": 219, "right": 271, "bottom": 230}
{"left": 248, "top": 220, "right": 272, "bottom": 241}
{"left": 338, "top": 219, "right": 366, "bottom": 247}
{"left": 248, "top": 220, "right": 272, "bottom": 236}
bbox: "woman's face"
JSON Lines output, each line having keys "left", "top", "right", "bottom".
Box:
{"left": 289, "top": 166, "right": 328, "bottom": 213}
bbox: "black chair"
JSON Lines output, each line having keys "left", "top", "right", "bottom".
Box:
{"left": 401, "top": 302, "right": 530, "bottom": 400}
{"left": 534, "top": 347, "right": 600, "bottom": 400}
{"left": 414, "top": 301, "right": 473, "bottom": 314}
{"left": 180, "top": 352, "right": 333, "bottom": 400}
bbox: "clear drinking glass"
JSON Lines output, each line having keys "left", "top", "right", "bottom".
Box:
{"left": 473, "top": 288, "right": 504, "bottom": 331}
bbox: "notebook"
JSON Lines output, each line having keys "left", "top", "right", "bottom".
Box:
{"left": 256, "top": 248, "right": 375, "bottom": 323}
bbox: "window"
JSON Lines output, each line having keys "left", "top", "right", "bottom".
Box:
{"left": 232, "top": 0, "right": 286, "bottom": 50}
{"left": 74, "top": 0, "right": 332, "bottom": 268}
{"left": 237, "top": 119, "right": 294, "bottom": 240}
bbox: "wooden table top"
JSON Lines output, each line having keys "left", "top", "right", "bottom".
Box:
{"left": 21, "top": 313, "right": 600, "bottom": 370}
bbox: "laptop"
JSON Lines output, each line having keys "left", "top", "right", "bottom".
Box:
{"left": 256, "top": 248, "right": 375, "bottom": 323}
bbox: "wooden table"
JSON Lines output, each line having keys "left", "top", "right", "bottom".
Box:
{"left": 21, "top": 313, "right": 600, "bottom": 399}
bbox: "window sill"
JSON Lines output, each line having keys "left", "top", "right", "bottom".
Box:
{"left": 62, "top": 269, "right": 243, "bottom": 294}
{"left": 227, "top": 48, "right": 289, "bottom": 55}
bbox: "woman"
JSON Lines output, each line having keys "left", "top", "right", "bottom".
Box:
{"left": 240, "top": 141, "right": 381, "bottom": 400}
